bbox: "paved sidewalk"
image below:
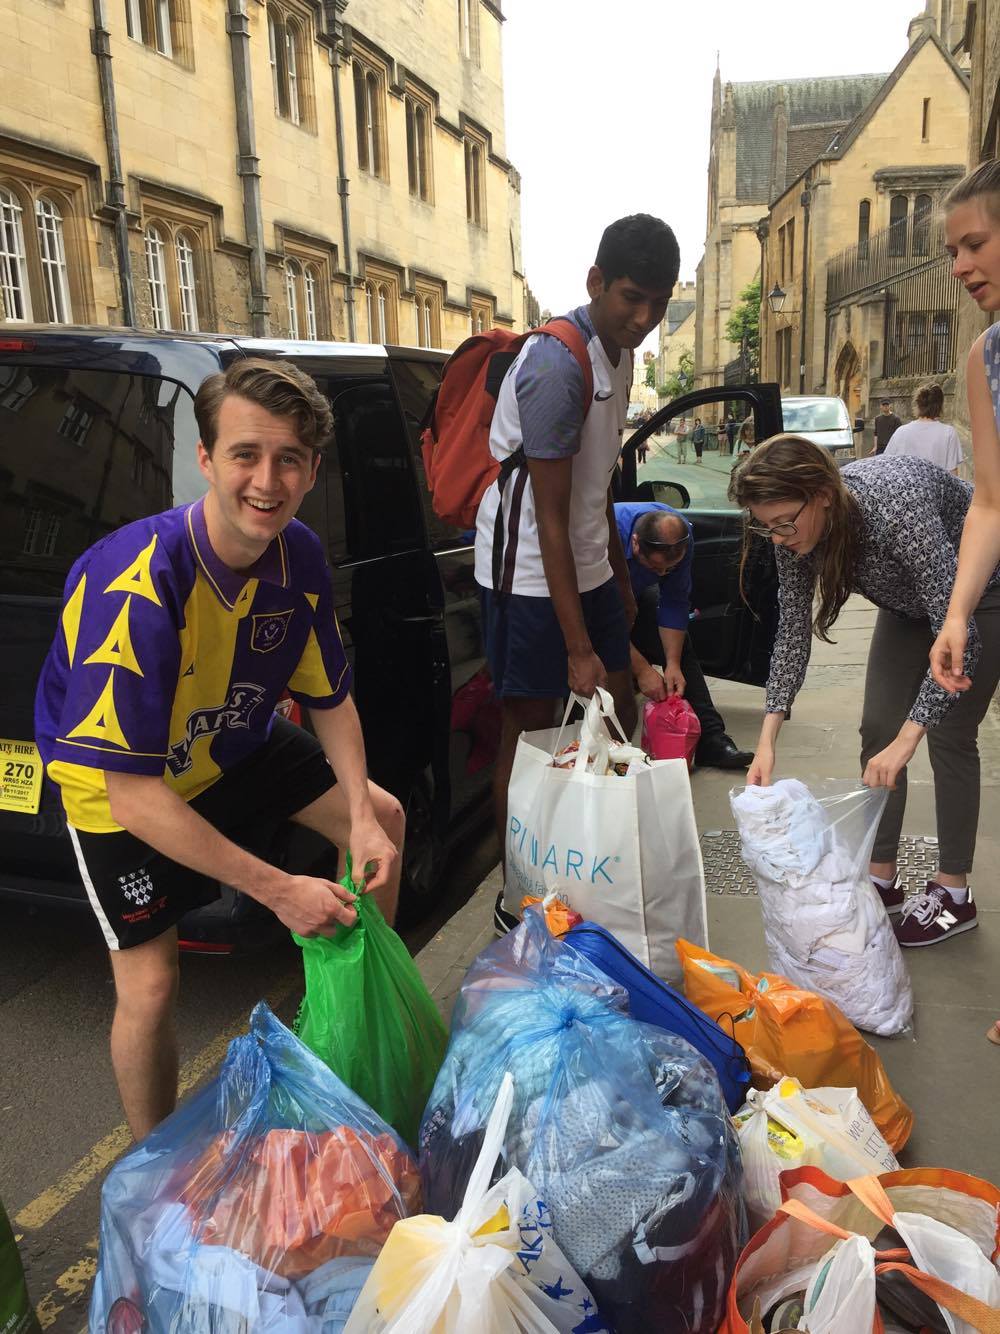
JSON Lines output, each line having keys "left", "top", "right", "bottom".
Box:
{"left": 417, "top": 597, "right": 1000, "bottom": 1179}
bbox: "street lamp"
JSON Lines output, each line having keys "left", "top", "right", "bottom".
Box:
{"left": 767, "top": 283, "right": 786, "bottom": 315}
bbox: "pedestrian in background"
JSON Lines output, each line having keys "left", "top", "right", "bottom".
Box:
{"left": 928, "top": 157, "right": 1000, "bottom": 1044}
{"left": 724, "top": 412, "right": 738, "bottom": 456}
{"left": 869, "top": 399, "right": 902, "bottom": 455}
{"left": 731, "top": 436, "right": 1000, "bottom": 961}
{"left": 884, "top": 383, "right": 962, "bottom": 474}
{"left": 675, "top": 415, "right": 689, "bottom": 464}
{"left": 692, "top": 417, "right": 706, "bottom": 465}
{"left": 736, "top": 416, "right": 755, "bottom": 457}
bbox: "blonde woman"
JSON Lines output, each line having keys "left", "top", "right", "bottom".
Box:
{"left": 929, "top": 158, "right": 1000, "bottom": 1043}
{"left": 730, "top": 435, "right": 1000, "bottom": 960}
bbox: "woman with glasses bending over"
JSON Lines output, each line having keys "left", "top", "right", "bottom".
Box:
{"left": 729, "top": 434, "right": 1000, "bottom": 956}
{"left": 929, "top": 159, "right": 1000, "bottom": 1043}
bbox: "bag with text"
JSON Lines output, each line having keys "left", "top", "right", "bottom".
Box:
{"left": 504, "top": 687, "right": 707, "bottom": 985}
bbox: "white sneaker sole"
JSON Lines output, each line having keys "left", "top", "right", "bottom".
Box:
{"left": 897, "top": 917, "right": 978, "bottom": 947}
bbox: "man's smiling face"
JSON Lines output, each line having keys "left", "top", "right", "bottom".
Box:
{"left": 197, "top": 394, "right": 319, "bottom": 571}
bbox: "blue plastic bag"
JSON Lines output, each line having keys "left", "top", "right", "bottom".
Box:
{"left": 90, "top": 1003, "right": 421, "bottom": 1333}
{"left": 419, "top": 909, "right": 746, "bottom": 1334}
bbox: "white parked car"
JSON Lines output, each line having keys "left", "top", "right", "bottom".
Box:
{"left": 780, "top": 395, "right": 860, "bottom": 461}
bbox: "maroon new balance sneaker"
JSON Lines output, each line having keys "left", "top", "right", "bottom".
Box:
{"left": 873, "top": 876, "right": 904, "bottom": 915}
{"left": 895, "top": 882, "right": 978, "bottom": 947}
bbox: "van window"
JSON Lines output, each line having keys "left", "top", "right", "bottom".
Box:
{"left": 0, "top": 364, "right": 199, "bottom": 596}
{"left": 308, "top": 374, "right": 424, "bottom": 563}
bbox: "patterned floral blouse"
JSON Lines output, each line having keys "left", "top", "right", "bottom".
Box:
{"left": 764, "top": 454, "right": 1000, "bottom": 728}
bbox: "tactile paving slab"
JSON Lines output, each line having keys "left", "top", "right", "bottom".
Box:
{"left": 700, "top": 830, "right": 939, "bottom": 896}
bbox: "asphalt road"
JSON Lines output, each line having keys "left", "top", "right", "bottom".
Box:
{"left": 0, "top": 823, "right": 498, "bottom": 1331}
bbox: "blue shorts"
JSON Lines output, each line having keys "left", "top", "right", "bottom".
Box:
{"left": 479, "top": 578, "right": 630, "bottom": 698}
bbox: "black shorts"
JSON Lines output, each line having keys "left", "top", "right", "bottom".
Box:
{"left": 68, "top": 718, "right": 336, "bottom": 950}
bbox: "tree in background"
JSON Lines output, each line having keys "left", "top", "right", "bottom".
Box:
{"left": 724, "top": 279, "right": 761, "bottom": 380}
{"left": 644, "top": 361, "right": 656, "bottom": 389}
{"left": 657, "top": 346, "right": 694, "bottom": 400}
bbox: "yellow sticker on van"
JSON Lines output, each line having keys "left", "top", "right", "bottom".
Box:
{"left": 0, "top": 738, "right": 43, "bottom": 815}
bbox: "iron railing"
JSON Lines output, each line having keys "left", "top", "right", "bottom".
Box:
{"left": 826, "top": 216, "right": 950, "bottom": 305}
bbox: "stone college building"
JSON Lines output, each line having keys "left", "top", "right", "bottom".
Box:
{"left": 0, "top": 0, "right": 530, "bottom": 346}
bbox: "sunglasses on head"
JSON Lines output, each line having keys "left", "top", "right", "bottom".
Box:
{"left": 638, "top": 532, "right": 690, "bottom": 556}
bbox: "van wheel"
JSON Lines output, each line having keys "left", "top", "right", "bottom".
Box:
{"left": 399, "top": 771, "right": 444, "bottom": 925}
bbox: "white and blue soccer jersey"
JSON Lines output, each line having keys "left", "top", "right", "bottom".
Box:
{"left": 35, "top": 498, "right": 350, "bottom": 833}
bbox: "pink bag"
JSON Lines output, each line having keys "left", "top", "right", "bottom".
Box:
{"left": 642, "top": 694, "right": 701, "bottom": 767}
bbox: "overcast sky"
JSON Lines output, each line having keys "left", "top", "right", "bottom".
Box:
{"left": 501, "top": 0, "right": 927, "bottom": 351}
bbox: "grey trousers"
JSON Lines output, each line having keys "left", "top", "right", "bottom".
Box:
{"left": 859, "top": 585, "right": 1000, "bottom": 873}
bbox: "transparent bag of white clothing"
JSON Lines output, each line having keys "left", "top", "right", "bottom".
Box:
{"left": 730, "top": 779, "right": 913, "bottom": 1036}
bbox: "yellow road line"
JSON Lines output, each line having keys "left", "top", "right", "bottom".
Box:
{"left": 36, "top": 1252, "right": 97, "bottom": 1330}
{"left": 15, "top": 978, "right": 298, "bottom": 1235}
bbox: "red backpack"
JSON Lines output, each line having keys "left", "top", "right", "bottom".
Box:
{"left": 420, "top": 319, "right": 594, "bottom": 532}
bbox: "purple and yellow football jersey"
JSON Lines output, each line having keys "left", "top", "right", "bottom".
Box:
{"left": 35, "top": 498, "right": 351, "bottom": 833}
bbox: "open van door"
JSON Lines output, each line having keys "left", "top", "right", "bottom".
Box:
{"left": 619, "top": 383, "right": 783, "bottom": 688}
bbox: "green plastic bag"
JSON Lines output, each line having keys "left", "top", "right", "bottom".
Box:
{"left": 1, "top": 1199, "right": 41, "bottom": 1334}
{"left": 292, "top": 868, "right": 448, "bottom": 1149}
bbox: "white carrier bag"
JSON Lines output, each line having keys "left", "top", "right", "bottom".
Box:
{"left": 503, "top": 686, "right": 707, "bottom": 984}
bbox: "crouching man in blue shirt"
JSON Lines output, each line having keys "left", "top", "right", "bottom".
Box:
{"left": 614, "top": 501, "right": 753, "bottom": 768}
{"left": 35, "top": 359, "right": 404, "bottom": 1140}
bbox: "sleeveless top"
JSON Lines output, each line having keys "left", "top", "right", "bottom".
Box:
{"left": 985, "top": 322, "right": 1000, "bottom": 429}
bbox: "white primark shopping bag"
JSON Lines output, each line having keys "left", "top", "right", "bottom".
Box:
{"left": 503, "top": 687, "right": 707, "bottom": 983}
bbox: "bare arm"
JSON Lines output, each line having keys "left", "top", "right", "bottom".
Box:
{"left": 308, "top": 697, "right": 399, "bottom": 892}
{"left": 528, "top": 455, "right": 606, "bottom": 696}
{"left": 658, "top": 625, "right": 686, "bottom": 695}
{"left": 104, "top": 771, "right": 358, "bottom": 935}
{"left": 931, "top": 335, "right": 1000, "bottom": 691}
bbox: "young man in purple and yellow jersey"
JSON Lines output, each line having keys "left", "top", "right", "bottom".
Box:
{"left": 35, "top": 359, "right": 403, "bottom": 1141}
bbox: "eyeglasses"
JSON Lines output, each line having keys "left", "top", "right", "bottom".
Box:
{"left": 746, "top": 500, "right": 809, "bottom": 539}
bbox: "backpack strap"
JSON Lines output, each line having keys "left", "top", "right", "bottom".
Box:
{"left": 490, "top": 317, "right": 595, "bottom": 592}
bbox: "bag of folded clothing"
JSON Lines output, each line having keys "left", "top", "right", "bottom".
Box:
{"left": 89, "top": 1003, "right": 420, "bottom": 1333}
{"left": 730, "top": 780, "right": 913, "bottom": 1036}
{"left": 419, "top": 908, "right": 745, "bottom": 1334}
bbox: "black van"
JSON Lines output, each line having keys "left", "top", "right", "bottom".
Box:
{"left": 0, "top": 328, "right": 781, "bottom": 946}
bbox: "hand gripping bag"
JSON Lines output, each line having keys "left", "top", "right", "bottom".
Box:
{"left": 676, "top": 939, "right": 913, "bottom": 1151}
{"left": 293, "top": 859, "right": 448, "bottom": 1149}
{"left": 345, "top": 1073, "right": 607, "bottom": 1333}
{"left": 730, "top": 780, "right": 913, "bottom": 1036}
{"left": 733, "top": 1077, "right": 899, "bottom": 1229}
{"left": 720, "top": 1169, "right": 1000, "bottom": 1334}
{"left": 565, "top": 919, "right": 751, "bottom": 1112}
{"left": 504, "top": 687, "right": 707, "bottom": 984}
{"left": 89, "top": 1003, "right": 421, "bottom": 1333}
{"left": 641, "top": 694, "right": 701, "bottom": 767}
{"left": 419, "top": 909, "right": 746, "bottom": 1334}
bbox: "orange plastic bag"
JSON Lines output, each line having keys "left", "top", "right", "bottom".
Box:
{"left": 675, "top": 940, "right": 912, "bottom": 1151}
{"left": 720, "top": 1166, "right": 1000, "bottom": 1333}
{"left": 179, "top": 1127, "right": 421, "bottom": 1279}
{"left": 520, "top": 892, "right": 583, "bottom": 937}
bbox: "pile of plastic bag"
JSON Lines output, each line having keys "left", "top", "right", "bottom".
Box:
{"left": 730, "top": 780, "right": 913, "bottom": 1036}
{"left": 418, "top": 909, "right": 746, "bottom": 1333}
{"left": 89, "top": 1004, "right": 420, "bottom": 1332}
